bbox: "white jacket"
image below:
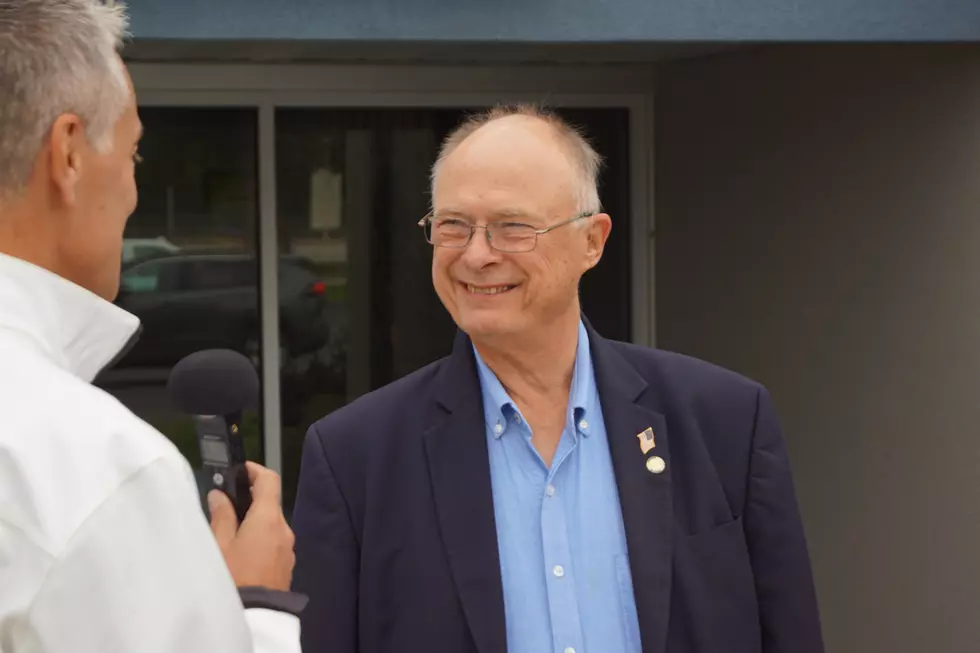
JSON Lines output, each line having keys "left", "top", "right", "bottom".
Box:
{"left": 0, "top": 253, "right": 301, "bottom": 652}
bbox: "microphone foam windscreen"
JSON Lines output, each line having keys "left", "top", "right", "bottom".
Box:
{"left": 167, "top": 349, "right": 260, "bottom": 416}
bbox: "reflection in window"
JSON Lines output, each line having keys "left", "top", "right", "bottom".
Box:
{"left": 120, "top": 259, "right": 164, "bottom": 293}
{"left": 95, "top": 108, "right": 262, "bottom": 498}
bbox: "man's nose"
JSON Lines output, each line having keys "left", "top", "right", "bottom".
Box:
{"left": 460, "top": 227, "right": 500, "bottom": 266}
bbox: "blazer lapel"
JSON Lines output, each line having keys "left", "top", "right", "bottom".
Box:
{"left": 587, "top": 322, "right": 674, "bottom": 653}
{"left": 423, "top": 330, "right": 507, "bottom": 653}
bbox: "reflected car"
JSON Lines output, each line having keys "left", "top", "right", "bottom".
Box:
{"left": 121, "top": 236, "right": 181, "bottom": 267}
{"left": 113, "top": 252, "right": 332, "bottom": 370}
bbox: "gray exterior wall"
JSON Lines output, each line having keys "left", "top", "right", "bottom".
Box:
{"left": 655, "top": 44, "right": 980, "bottom": 653}
{"left": 126, "top": 0, "right": 980, "bottom": 42}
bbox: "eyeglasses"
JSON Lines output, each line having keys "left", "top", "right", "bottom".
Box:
{"left": 418, "top": 212, "right": 593, "bottom": 253}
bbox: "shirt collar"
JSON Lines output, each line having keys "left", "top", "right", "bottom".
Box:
{"left": 567, "top": 319, "right": 594, "bottom": 432}
{"left": 0, "top": 252, "right": 141, "bottom": 383}
{"left": 473, "top": 319, "right": 595, "bottom": 439}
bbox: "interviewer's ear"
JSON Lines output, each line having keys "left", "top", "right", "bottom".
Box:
{"left": 47, "top": 113, "right": 86, "bottom": 206}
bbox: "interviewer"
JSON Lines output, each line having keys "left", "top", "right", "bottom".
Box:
{"left": 0, "top": 1, "right": 304, "bottom": 651}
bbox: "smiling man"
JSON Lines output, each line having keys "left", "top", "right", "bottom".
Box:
{"left": 292, "top": 105, "right": 825, "bottom": 653}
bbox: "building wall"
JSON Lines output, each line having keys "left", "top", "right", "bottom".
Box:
{"left": 125, "top": 0, "right": 980, "bottom": 42}
{"left": 655, "top": 44, "right": 980, "bottom": 653}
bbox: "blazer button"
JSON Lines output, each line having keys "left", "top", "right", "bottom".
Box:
{"left": 646, "top": 456, "right": 666, "bottom": 474}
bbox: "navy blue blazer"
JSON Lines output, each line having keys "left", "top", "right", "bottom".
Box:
{"left": 291, "top": 322, "right": 824, "bottom": 653}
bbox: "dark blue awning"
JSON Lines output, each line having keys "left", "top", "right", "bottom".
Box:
{"left": 126, "top": 0, "right": 980, "bottom": 43}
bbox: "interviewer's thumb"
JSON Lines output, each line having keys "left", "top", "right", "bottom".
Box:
{"left": 208, "top": 489, "right": 238, "bottom": 548}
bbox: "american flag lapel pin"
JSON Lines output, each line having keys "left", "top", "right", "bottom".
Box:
{"left": 636, "top": 427, "right": 656, "bottom": 455}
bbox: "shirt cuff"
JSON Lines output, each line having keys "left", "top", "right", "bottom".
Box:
{"left": 238, "top": 587, "right": 309, "bottom": 617}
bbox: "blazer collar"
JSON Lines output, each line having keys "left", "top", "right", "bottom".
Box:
{"left": 585, "top": 319, "right": 674, "bottom": 653}
{"left": 423, "top": 329, "right": 505, "bottom": 653}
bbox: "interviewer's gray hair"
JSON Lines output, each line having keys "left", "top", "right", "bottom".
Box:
{"left": 431, "top": 104, "right": 604, "bottom": 218}
{"left": 0, "top": 0, "right": 130, "bottom": 199}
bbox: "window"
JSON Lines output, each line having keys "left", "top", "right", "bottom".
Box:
{"left": 185, "top": 258, "right": 258, "bottom": 291}
{"left": 94, "top": 108, "right": 262, "bottom": 481}
{"left": 121, "top": 259, "right": 165, "bottom": 293}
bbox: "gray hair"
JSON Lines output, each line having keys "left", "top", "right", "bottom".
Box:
{"left": 0, "top": 0, "right": 130, "bottom": 199}
{"left": 431, "top": 104, "right": 604, "bottom": 218}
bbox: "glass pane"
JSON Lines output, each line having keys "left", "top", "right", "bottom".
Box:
{"left": 94, "top": 107, "right": 263, "bottom": 494}
{"left": 275, "top": 108, "right": 631, "bottom": 516}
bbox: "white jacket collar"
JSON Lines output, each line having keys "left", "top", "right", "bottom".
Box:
{"left": 0, "top": 252, "right": 141, "bottom": 383}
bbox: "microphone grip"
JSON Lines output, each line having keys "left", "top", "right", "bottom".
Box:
{"left": 193, "top": 411, "right": 252, "bottom": 523}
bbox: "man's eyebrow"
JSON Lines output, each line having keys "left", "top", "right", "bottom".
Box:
{"left": 489, "top": 209, "right": 547, "bottom": 225}
{"left": 431, "top": 209, "right": 469, "bottom": 219}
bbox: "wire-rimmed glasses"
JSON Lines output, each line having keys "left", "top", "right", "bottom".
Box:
{"left": 418, "top": 212, "right": 593, "bottom": 253}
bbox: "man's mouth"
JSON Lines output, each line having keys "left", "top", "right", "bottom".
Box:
{"left": 461, "top": 283, "right": 518, "bottom": 295}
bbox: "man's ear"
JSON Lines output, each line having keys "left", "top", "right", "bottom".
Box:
{"left": 48, "top": 113, "right": 85, "bottom": 206}
{"left": 585, "top": 213, "right": 612, "bottom": 270}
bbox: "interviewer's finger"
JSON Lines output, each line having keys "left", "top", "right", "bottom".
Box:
{"left": 208, "top": 489, "right": 238, "bottom": 548}
{"left": 245, "top": 461, "right": 281, "bottom": 505}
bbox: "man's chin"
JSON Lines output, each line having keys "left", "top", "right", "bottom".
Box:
{"left": 455, "top": 310, "right": 523, "bottom": 341}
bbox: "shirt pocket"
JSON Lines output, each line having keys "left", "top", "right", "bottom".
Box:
{"left": 615, "top": 554, "right": 643, "bottom": 653}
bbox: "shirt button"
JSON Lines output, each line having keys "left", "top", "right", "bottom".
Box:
{"left": 545, "top": 484, "right": 556, "bottom": 497}
{"left": 493, "top": 423, "right": 503, "bottom": 435}
{"left": 578, "top": 419, "right": 588, "bottom": 430}
{"left": 553, "top": 565, "right": 565, "bottom": 578}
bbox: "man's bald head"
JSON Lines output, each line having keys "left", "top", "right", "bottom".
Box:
{"left": 430, "top": 104, "right": 603, "bottom": 217}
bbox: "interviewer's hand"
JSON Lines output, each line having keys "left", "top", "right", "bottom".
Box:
{"left": 209, "top": 461, "right": 295, "bottom": 591}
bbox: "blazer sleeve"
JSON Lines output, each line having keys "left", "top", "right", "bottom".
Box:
{"left": 744, "top": 386, "right": 825, "bottom": 653}
{"left": 291, "top": 424, "right": 360, "bottom": 653}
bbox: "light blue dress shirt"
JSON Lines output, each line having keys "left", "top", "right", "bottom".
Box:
{"left": 473, "top": 320, "right": 643, "bottom": 653}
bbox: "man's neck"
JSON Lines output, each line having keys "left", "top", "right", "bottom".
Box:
{"left": 0, "top": 199, "right": 57, "bottom": 274}
{"left": 473, "top": 309, "right": 581, "bottom": 407}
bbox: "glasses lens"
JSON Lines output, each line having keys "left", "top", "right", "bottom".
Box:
{"left": 430, "top": 218, "right": 472, "bottom": 248}
{"left": 489, "top": 223, "right": 537, "bottom": 252}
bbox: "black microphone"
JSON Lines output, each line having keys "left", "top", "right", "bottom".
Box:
{"left": 167, "top": 349, "right": 259, "bottom": 523}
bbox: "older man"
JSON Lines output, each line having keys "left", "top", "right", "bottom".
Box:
{"left": 292, "top": 105, "right": 824, "bottom": 653}
{"left": 0, "top": 2, "right": 302, "bottom": 651}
